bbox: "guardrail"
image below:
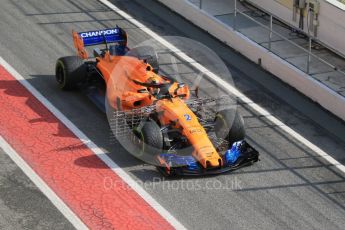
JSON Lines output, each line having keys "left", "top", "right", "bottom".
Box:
{"left": 192, "top": 0, "right": 345, "bottom": 77}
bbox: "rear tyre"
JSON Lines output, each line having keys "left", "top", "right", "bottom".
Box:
{"left": 215, "top": 108, "right": 245, "bottom": 147}
{"left": 55, "top": 56, "right": 85, "bottom": 90}
{"left": 126, "top": 46, "right": 159, "bottom": 73}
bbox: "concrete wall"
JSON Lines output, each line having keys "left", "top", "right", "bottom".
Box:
{"left": 246, "top": 0, "right": 345, "bottom": 57}
{"left": 157, "top": 0, "right": 345, "bottom": 121}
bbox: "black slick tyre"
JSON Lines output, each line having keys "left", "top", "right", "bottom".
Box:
{"left": 215, "top": 108, "right": 245, "bottom": 146}
{"left": 55, "top": 56, "right": 85, "bottom": 90}
{"left": 137, "top": 120, "right": 163, "bottom": 156}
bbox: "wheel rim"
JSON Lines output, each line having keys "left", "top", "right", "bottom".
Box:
{"left": 56, "top": 65, "right": 64, "bottom": 84}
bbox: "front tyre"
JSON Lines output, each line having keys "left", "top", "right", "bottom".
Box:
{"left": 136, "top": 120, "right": 163, "bottom": 155}
{"left": 215, "top": 108, "right": 245, "bottom": 147}
{"left": 55, "top": 56, "right": 85, "bottom": 90}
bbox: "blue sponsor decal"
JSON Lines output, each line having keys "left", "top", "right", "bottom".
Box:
{"left": 184, "top": 114, "right": 192, "bottom": 121}
{"left": 159, "top": 153, "right": 199, "bottom": 169}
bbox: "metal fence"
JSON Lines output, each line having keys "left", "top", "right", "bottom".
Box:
{"left": 190, "top": 0, "right": 345, "bottom": 77}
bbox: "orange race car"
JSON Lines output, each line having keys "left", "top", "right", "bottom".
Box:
{"left": 55, "top": 26, "right": 259, "bottom": 176}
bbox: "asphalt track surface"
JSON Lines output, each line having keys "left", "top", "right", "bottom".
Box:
{"left": 0, "top": 0, "right": 345, "bottom": 229}
{"left": 0, "top": 147, "right": 74, "bottom": 229}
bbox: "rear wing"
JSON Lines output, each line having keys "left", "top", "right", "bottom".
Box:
{"left": 73, "top": 27, "right": 127, "bottom": 59}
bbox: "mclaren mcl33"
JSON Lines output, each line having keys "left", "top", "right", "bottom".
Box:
{"left": 55, "top": 26, "right": 259, "bottom": 176}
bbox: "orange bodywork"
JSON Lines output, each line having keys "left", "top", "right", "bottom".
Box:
{"left": 73, "top": 31, "right": 88, "bottom": 59}
{"left": 73, "top": 32, "right": 222, "bottom": 168}
{"left": 156, "top": 98, "right": 222, "bottom": 168}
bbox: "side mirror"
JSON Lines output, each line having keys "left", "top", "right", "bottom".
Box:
{"left": 178, "top": 83, "right": 185, "bottom": 89}
{"left": 137, "top": 89, "right": 148, "bottom": 93}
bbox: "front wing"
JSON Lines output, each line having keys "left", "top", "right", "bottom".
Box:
{"left": 156, "top": 141, "right": 259, "bottom": 176}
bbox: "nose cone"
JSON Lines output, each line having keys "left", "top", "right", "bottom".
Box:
{"left": 194, "top": 148, "right": 223, "bottom": 168}
{"left": 207, "top": 157, "right": 222, "bottom": 168}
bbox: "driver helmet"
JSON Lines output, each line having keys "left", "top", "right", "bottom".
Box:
{"left": 147, "top": 76, "right": 161, "bottom": 84}
{"left": 146, "top": 76, "right": 162, "bottom": 95}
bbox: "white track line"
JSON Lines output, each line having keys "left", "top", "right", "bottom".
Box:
{"left": 0, "top": 136, "right": 88, "bottom": 230}
{"left": 98, "top": 0, "right": 345, "bottom": 174}
{"left": 0, "top": 58, "right": 186, "bottom": 229}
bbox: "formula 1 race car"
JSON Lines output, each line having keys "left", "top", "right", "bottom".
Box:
{"left": 55, "top": 26, "right": 259, "bottom": 176}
